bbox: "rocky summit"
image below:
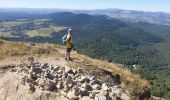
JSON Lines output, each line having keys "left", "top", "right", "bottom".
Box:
{"left": 0, "top": 57, "right": 130, "bottom": 100}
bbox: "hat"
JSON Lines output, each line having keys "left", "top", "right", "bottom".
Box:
{"left": 68, "top": 28, "right": 72, "bottom": 33}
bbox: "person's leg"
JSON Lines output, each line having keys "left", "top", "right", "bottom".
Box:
{"left": 65, "top": 49, "right": 69, "bottom": 60}
{"left": 68, "top": 48, "right": 73, "bottom": 61}
{"left": 68, "top": 51, "right": 70, "bottom": 59}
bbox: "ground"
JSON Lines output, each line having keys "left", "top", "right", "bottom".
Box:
{"left": 0, "top": 40, "right": 150, "bottom": 100}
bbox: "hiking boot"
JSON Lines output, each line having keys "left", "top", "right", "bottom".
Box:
{"left": 68, "top": 57, "right": 73, "bottom": 61}
{"left": 65, "top": 58, "right": 67, "bottom": 61}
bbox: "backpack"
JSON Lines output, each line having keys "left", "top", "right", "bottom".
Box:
{"left": 62, "top": 34, "right": 67, "bottom": 45}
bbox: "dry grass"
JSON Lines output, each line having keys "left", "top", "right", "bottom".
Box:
{"left": 0, "top": 40, "right": 62, "bottom": 60}
{"left": 67, "top": 51, "right": 150, "bottom": 98}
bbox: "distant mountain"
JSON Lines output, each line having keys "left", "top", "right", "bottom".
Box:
{"left": 70, "top": 8, "right": 170, "bottom": 25}
{"left": 46, "top": 12, "right": 108, "bottom": 26}
{"left": 1, "top": 8, "right": 170, "bottom": 25}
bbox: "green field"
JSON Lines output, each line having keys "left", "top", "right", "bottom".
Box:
{"left": 0, "top": 19, "right": 66, "bottom": 38}
{"left": 25, "top": 26, "right": 66, "bottom": 37}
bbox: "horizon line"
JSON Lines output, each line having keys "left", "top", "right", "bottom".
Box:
{"left": 0, "top": 7, "right": 170, "bottom": 13}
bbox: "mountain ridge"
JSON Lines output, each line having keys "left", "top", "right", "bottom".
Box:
{"left": 0, "top": 40, "right": 151, "bottom": 100}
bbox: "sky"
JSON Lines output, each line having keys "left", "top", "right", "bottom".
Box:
{"left": 0, "top": 0, "right": 170, "bottom": 12}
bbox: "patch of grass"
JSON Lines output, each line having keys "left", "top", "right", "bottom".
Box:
{"left": 0, "top": 21, "right": 27, "bottom": 27}
{"left": 24, "top": 26, "right": 66, "bottom": 37}
{"left": 0, "top": 41, "right": 62, "bottom": 59}
{"left": 49, "top": 25, "right": 66, "bottom": 32}
{"left": 37, "top": 28, "right": 54, "bottom": 36}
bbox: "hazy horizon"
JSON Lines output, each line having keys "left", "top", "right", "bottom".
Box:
{"left": 0, "top": 0, "right": 170, "bottom": 13}
{"left": 0, "top": 8, "right": 170, "bottom": 14}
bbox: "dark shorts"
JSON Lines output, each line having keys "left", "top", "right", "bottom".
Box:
{"left": 66, "top": 45, "right": 73, "bottom": 52}
{"left": 67, "top": 48, "right": 72, "bottom": 52}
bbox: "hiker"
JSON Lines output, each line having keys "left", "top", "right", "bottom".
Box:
{"left": 64, "top": 28, "right": 73, "bottom": 61}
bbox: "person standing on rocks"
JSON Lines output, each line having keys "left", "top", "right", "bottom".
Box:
{"left": 65, "top": 28, "right": 74, "bottom": 61}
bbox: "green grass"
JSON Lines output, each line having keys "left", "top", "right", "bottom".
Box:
{"left": 25, "top": 26, "right": 66, "bottom": 37}
{"left": 0, "top": 21, "right": 28, "bottom": 27}
{"left": 49, "top": 25, "right": 66, "bottom": 32}
{"left": 0, "top": 19, "right": 66, "bottom": 38}
{"left": 0, "top": 31, "right": 20, "bottom": 38}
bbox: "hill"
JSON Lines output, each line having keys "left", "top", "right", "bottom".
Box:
{"left": 2, "top": 8, "right": 170, "bottom": 25}
{"left": 0, "top": 40, "right": 151, "bottom": 100}
{"left": 71, "top": 8, "right": 170, "bottom": 26}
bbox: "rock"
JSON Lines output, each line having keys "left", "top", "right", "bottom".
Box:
{"left": 60, "top": 90, "right": 67, "bottom": 97}
{"left": 90, "top": 80, "right": 97, "bottom": 85}
{"left": 65, "top": 68, "right": 75, "bottom": 74}
{"left": 77, "top": 67, "right": 84, "bottom": 74}
{"left": 10, "top": 68, "right": 17, "bottom": 72}
{"left": 27, "top": 56, "right": 34, "bottom": 63}
{"left": 89, "top": 76, "right": 96, "bottom": 81}
{"left": 80, "top": 88, "right": 88, "bottom": 96}
{"left": 56, "top": 81, "right": 64, "bottom": 89}
{"left": 102, "top": 83, "right": 109, "bottom": 91}
{"left": 21, "top": 76, "right": 26, "bottom": 85}
{"left": 37, "top": 73, "right": 42, "bottom": 78}
{"left": 34, "top": 67, "right": 42, "bottom": 74}
{"left": 30, "top": 43, "right": 36, "bottom": 46}
{"left": 73, "top": 86, "right": 80, "bottom": 96}
{"left": 30, "top": 72, "right": 38, "bottom": 80}
{"left": 58, "top": 69, "right": 64, "bottom": 74}
{"left": 114, "top": 74, "right": 121, "bottom": 85}
{"left": 53, "top": 66, "right": 60, "bottom": 71}
{"left": 38, "top": 78, "right": 46, "bottom": 89}
{"left": 50, "top": 66, "right": 54, "bottom": 70}
{"left": 68, "top": 74, "right": 75, "bottom": 80}
{"left": 66, "top": 75, "right": 73, "bottom": 83}
{"left": 67, "top": 87, "right": 80, "bottom": 100}
{"left": 63, "top": 81, "right": 70, "bottom": 92}
{"left": 63, "top": 85, "right": 69, "bottom": 92}
{"left": 81, "top": 83, "right": 92, "bottom": 91}
{"left": 68, "top": 83, "right": 74, "bottom": 88}
{"left": 44, "top": 70, "right": 54, "bottom": 80}
{"left": 100, "top": 90, "right": 109, "bottom": 96}
{"left": 89, "top": 92, "right": 95, "bottom": 99}
{"left": 29, "top": 67, "right": 34, "bottom": 74}
{"left": 81, "top": 83, "right": 88, "bottom": 89}
{"left": 78, "top": 76, "right": 87, "bottom": 83}
{"left": 95, "top": 95, "right": 112, "bottom": 100}
{"left": 41, "top": 63, "right": 49, "bottom": 69}
{"left": 0, "top": 58, "right": 132, "bottom": 100}
{"left": 96, "top": 79, "right": 103, "bottom": 85}
{"left": 44, "top": 80, "right": 56, "bottom": 91}
{"left": 28, "top": 84, "right": 36, "bottom": 94}
{"left": 25, "top": 77, "right": 33, "bottom": 84}
{"left": 116, "top": 91, "right": 121, "bottom": 100}
{"left": 92, "top": 84, "right": 101, "bottom": 90}
{"left": 58, "top": 74, "right": 62, "bottom": 78}
{"left": 67, "top": 91, "right": 79, "bottom": 100}
{"left": 58, "top": 78, "right": 63, "bottom": 81}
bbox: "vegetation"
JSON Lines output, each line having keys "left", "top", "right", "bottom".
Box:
{"left": 0, "top": 39, "right": 60, "bottom": 60}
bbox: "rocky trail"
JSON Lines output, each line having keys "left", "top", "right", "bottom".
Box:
{"left": 0, "top": 56, "right": 131, "bottom": 100}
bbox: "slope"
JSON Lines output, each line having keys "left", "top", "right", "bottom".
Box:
{"left": 0, "top": 40, "right": 150, "bottom": 100}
